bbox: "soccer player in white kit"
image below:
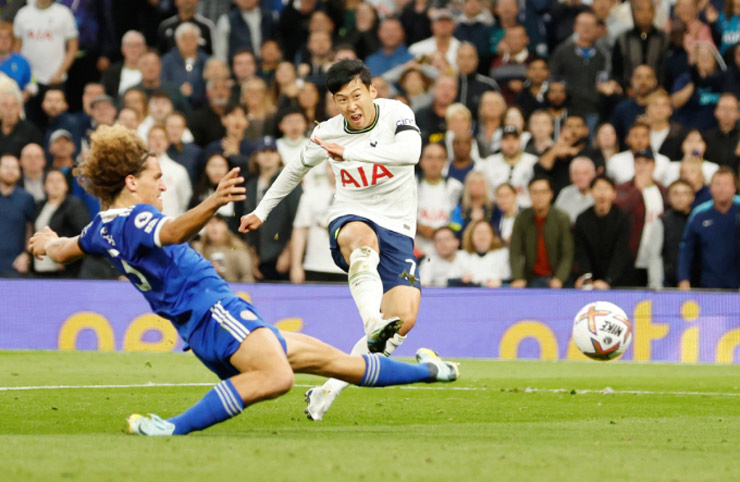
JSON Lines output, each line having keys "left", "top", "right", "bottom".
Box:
{"left": 239, "top": 59, "right": 424, "bottom": 420}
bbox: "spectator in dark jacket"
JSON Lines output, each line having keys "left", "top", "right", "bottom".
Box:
{"left": 455, "top": 42, "right": 499, "bottom": 120}
{"left": 515, "top": 57, "right": 549, "bottom": 118}
{"left": 32, "top": 168, "right": 90, "bottom": 278}
{"left": 650, "top": 179, "right": 697, "bottom": 288}
{"left": 157, "top": 0, "right": 215, "bottom": 55}
{"left": 102, "top": 30, "right": 146, "bottom": 100}
{"left": 549, "top": 11, "right": 608, "bottom": 132}
{"left": 161, "top": 22, "right": 210, "bottom": 108}
{"left": 573, "top": 175, "right": 633, "bottom": 289}
{"left": 0, "top": 91, "right": 42, "bottom": 158}
{"left": 0, "top": 153, "right": 35, "bottom": 277}
{"left": 509, "top": 177, "right": 574, "bottom": 289}
{"left": 611, "top": 0, "right": 669, "bottom": 88}
{"left": 204, "top": 103, "right": 255, "bottom": 173}
{"left": 189, "top": 77, "right": 231, "bottom": 147}
{"left": 703, "top": 93, "right": 740, "bottom": 172}
{"left": 611, "top": 64, "right": 658, "bottom": 149}
{"left": 454, "top": 0, "right": 494, "bottom": 70}
{"left": 679, "top": 167, "right": 740, "bottom": 290}
{"left": 244, "top": 136, "right": 302, "bottom": 281}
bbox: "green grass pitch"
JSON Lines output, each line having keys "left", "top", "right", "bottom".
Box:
{"left": 2, "top": 351, "right": 740, "bottom": 482}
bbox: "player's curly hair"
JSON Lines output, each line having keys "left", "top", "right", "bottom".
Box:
{"left": 74, "top": 125, "right": 149, "bottom": 208}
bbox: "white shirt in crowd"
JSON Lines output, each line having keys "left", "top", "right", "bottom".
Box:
{"left": 13, "top": 2, "right": 78, "bottom": 85}
{"left": 408, "top": 36, "right": 461, "bottom": 74}
{"left": 554, "top": 185, "right": 594, "bottom": 223}
{"left": 33, "top": 202, "right": 60, "bottom": 272}
{"left": 497, "top": 213, "right": 517, "bottom": 245}
{"left": 634, "top": 184, "right": 664, "bottom": 269}
{"left": 420, "top": 251, "right": 467, "bottom": 287}
{"left": 416, "top": 176, "right": 463, "bottom": 255}
{"left": 606, "top": 150, "right": 673, "bottom": 186}
{"left": 292, "top": 188, "right": 345, "bottom": 275}
{"left": 276, "top": 136, "right": 323, "bottom": 192}
{"left": 461, "top": 248, "right": 511, "bottom": 285}
{"left": 649, "top": 128, "right": 670, "bottom": 156}
{"left": 158, "top": 154, "right": 192, "bottom": 217}
{"left": 664, "top": 159, "right": 719, "bottom": 186}
{"left": 475, "top": 152, "right": 538, "bottom": 208}
{"left": 119, "top": 67, "right": 143, "bottom": 96}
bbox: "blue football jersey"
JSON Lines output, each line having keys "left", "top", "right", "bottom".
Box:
{"left": 78, "top": 204, "right": 237, "bottom": 340}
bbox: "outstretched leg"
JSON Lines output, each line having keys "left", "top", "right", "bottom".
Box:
{"left": 128, "top": 328, "right": 293, "bottom": 436}
{"left": 283, "top": 331, "right": 457, "bottom": 387}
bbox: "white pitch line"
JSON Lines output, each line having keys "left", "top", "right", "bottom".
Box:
{"left": 1, "top": 382, "right": 740, "bottom": 398}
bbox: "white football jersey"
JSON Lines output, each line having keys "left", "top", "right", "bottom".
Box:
{"left": 301, "top": 98, "right": 421, "bottom": 238}
{"left": 475, "top": 152, "right": 538, "bottom": 208}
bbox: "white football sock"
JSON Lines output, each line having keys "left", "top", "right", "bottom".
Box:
{"left": 320, "top": 336, "right": 368, "bottom": 395}
{"left": 383, "top": 333, "right": 407, "bottom": 356}
{"left": 348, "top": 247, "right": 383, "bottom": 327}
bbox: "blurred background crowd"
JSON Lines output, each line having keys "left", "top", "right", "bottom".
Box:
{"left": 1, "top": 0, "right": 740, "bottom": 291}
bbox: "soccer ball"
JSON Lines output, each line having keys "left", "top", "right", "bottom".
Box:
{"left": 572, "top": 301, "right": 632, "bottom": 361}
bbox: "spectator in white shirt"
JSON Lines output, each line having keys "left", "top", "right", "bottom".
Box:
{"left": 475, "top": 124, "right": 538, "bottom": 208}
{"left": 493, "top": 182, "right": 519, "bottom": 244}
{"left": 290, "top": 162, "right": 345, "bottom": 283}
{"left": 147, "top": 125, "right": 192, "bottom": 217}
{"left": 460, "top": 219, "right": 511, "bottom": 287}
{"left": 416, "top": 142, "right": 463, "bottom": 256}
{"left": 606, "top": 120, "right": 672, "bottom": 186}
{"left": 419, "top": 226, "right": 467, "bottom": 287}
{"left": 555, "top": 156, "right": 596, "bottom": 223}
{"left": 664, "top": 129, "right": 720, "bottom": 187}
{"left": 408, "top": 8, "right": 461, "bottom": 75}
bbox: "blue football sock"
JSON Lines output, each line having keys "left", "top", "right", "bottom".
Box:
{"left": 168, "top": 379, "right": 244, "bottom": 435}
{"left": 360, "top": 353, "right": 434, "bottom": 386}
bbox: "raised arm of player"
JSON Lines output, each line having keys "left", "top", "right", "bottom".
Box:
{"left": 314, "top": 129, "right": 422, "bottom": 167}
{"left": 29, "top": 227, "right": 85, "bottom": 264}
{"left": 314, "top": 102, "right": 421, "bottom": 166}
{"left": 159, "top": 167, "right": 245, "bottom": 245}
{"left": 239, "top": 140, "right": 323, "bottom": 233}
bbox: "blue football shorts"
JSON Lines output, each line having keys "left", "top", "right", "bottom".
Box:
{"left": 328, "top": 214, "right": 422, "bottom": 292}
{"left": 187, "top": 297, "right": 287, "bottom": 380}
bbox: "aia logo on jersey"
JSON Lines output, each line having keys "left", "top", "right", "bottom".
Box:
{"left": 340, "top": 164, "right": 393, "bottom": 188}
{"left": 26, "top": 29, "right": 53, "bottom": 41}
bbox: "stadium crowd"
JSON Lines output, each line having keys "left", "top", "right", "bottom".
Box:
{"left": 2, "top": 0, "right": 740, "bottom": 291}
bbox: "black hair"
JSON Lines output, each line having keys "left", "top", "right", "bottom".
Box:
{"left": 223, "top": 102, "right": 246, "bottom": 117}
{"left": 528, "top": 176, "right": 551, "bottom": 189}
{"left": 326, "top": 59, "right": 372, "bottom": 94}
{"left": 276, "top": 105, "right": 308, "bottom": 125}
{"left": 44, "top": 167, "right": 71, "bottom": 190}
{"left": 589, "top": 174, "right": 615, "bottom": 189}
{"left": 149, "top": 89, "right": 172, "bottom": 101}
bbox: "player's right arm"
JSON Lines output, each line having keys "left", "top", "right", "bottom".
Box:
{"left": 159, "top": 167, "right": 246, "bottom": 245}
{"left": 239, "top": 132, "right": 325, "bottom": 233}
{"left": 29, "top": 227, "right": 85, "bottom": 264}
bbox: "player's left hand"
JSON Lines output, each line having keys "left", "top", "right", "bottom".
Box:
{"left": 312, "top": 137, "right": 345, "bottom": 161}
{"left": 28, "top": 226, "right": 59, "bottom": 260}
